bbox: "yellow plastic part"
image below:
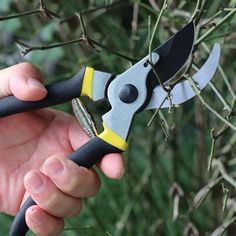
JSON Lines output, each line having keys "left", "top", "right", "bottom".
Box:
{"left": 98, "top": 123, "right": 128, "bottom": 151}
{"left": 81, "top": 67, "right": 94, "bottom": 99}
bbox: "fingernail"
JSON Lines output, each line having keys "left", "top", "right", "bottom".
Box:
{"left": 27, "top": 78, "right": 46, "bottom": 91}
{"left": 26, "top": 172, "right": 44, "bottom": 193}
{"left": 28, "top": 207, "right": 44, "bottom": 224}
{"left": 46, "top": 158, "right": 64, "bottom": 176}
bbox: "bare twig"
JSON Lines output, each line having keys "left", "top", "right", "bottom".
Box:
{"left": 169, "top": 183, "right": 184, "bottom": 221}
{"left": 149, "top": 0, "right": 167, "bottom": 60}
{"left": 184, "top": 222, "right": 199, "bottom": 236}
{"left": 186, "top": 75, "right": 236, "bottom": 131}
{"left": 0, "top": 9, "right": 40, "bottom": 21}
{"left": 15, "top": 36, "right": 137, "bottom": 62}
{"left": 131, "top": 2, "right": 139, "bottom": 36}
{"left": 211, "top": 216, "right": 236, "bottom": 236}
{"left": 189, "top": 0, "right": 202, "bottom": 22}
{"left": 222, "top": 183, "right": 229, "bottom": 212}
{"left": 195, "top": 7, "right": 236, "bottom": 45}
{"left": 149, "top": 0, "right": 160, "bottom": 11}
{"left": 192, "top": 177, "right": 222, "bottom": 209}
{"left": 208, "top": 129, "right": 217, "bottom": 172}
{"left": 0, "top": 0, "right": 59, "bottom": 21}
{"left": 15, "top": 38, "right": 83, "bottom": 56}
{"left": 59, "top": 1, "right": 127, "bottom": 24}
{"left": 212, "top": 159, "right": 236, "bottom": 188}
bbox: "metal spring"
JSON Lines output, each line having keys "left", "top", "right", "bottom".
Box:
{"left": 71, "top": 98, "right": 98, "bottom": 139}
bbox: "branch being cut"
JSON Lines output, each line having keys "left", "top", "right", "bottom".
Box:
{"left": 0, "top": 0, "right": 58, "bottom": 21}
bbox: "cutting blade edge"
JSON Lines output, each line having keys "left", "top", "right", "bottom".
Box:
{"left": 145, "top": 43, "right": 221, "bottom": 110}
{"left": 151, "top": 21, "right": 195, "bottom": 83}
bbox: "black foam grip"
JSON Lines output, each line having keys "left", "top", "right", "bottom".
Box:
{"left": 0, "top": 67, "right": 85, "bottom": 118}
{"left": 9, "top": 137, "right": 122, "bottom": 236}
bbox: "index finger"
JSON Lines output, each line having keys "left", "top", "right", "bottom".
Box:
{"left": 0, "top": 62, "right": 47, "bottom": 100}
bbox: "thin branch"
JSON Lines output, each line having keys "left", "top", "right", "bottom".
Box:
{"left": 208, "top": 81, "right": 232, "bottom": 112}
{"left": 147, "top": 95, "right": 168, "bottom": 127}
{"left": 186, "top": 75, "right": 236, "bottom": 131}
{"left": 207, "top": 106, "right": 235, "bottom": 170}
{"left": 88, "top": 37, "right": 137, "bottom": 63}
{"left": 192, "top": 176, "right": 222, "bottom": 209}
{"left": 149, "top": 0, "right": 160, "bottom": 11}
{"left": 75, "top": 12, "right": 96, "bottom": 51}
{"left": 0, "top": 0, "right": 59, "bottom": 21}
{"left": 76, "top": 12, "right": 87, "bottom": 36}
{"left": 208, "top": 129, "right": 216, "bottom": 172}
{"left": 213, "top": 159, "right": 236, "bottom": 188}
{"left": 211, "top": 216, "right": 236, "bottom": 236}
{"left": 217, "top": 65, "right": 236, "bottom": 99}
{"left": 195, "top": 7, "right": 236, "bottom": 46}
{"left": 189, "top": 0, "right": 202, "bottom": 22}
{"left": 59, "top": 1, "right": 127, "bottom": 24}
{"left": 194, "top": 0, "right": 209, "bottom": 25}
{"left": 0, "top": 9, "right": 40, "bottom": 21}
{"left": 149, "top": 0, "right": 167, "bottom": 60}
{"left": 15, "top": 38, "right": 83, "bottom": 56}
{"left": 222, "top": 183, "right": 229, "bottom": 212}
{"left": 39, "top": 0, "right": 53, "bottom": 19}
{"left": 15, "top": 36, "right": 137, "bottom": 62}
{"left": 200, "top": 9, "right": 222, "bottom": 28}
{"left": 131, "top": 2, "right": 139, "bottom": 36}
{"left": 215, "top": 133, "right": 236, "bottom": 158}
{"left": 157, "top": 110, "right": 170, "bottom": 140}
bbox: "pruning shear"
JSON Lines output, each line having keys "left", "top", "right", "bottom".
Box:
{"left": 0, "top": 22, "right": 221, "bottom": 236}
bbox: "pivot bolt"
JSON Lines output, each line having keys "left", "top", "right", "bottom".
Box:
{"left": 119, "top": 84, "right": 138, "bottom": 104}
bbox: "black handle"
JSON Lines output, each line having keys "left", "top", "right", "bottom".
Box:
{"left": 9, "top": 137, "right": 122, "bottom": 236}
{"left": 0, "top": 67, "right": 85, "bottom": 118}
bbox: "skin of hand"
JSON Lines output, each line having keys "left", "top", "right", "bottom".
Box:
{"left": 0, "top": 62, "right": 124, "bottom": 235}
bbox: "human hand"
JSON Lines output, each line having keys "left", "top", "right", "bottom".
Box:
{"left": 0, "top": 63, "right": 124, "bottom": 235}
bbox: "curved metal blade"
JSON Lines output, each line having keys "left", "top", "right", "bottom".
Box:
{"left": 145, "top": 43, "right": 221, "bottom": 110}
{"left": 149, "top": 21, "right": 195, "bottom": 83}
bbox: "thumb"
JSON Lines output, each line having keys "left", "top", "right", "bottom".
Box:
{"left": 0, "top": 62, "right": 47, "bottom": 101}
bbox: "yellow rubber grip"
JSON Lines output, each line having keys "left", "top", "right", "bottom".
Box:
{"left": 81, "top": 67, "right": 94, "bottom": 99}
{"left": 98, "top": 123, "right": 128, "bottom": 151}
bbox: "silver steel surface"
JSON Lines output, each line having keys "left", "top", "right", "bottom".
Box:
{"left": 92, "top": 70, "right": 112, "bottom": 101}
{"left": 102, "top": 53, "right": 159, "bottom": 140}
{"left": 145, "top": 43, "right": 221, "bottom": 110}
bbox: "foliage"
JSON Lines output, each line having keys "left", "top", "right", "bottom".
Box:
{"left": 0, "top": 0, "right": 236, "bottom": 235}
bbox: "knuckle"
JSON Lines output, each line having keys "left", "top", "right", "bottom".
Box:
{"left": 66, "top": 199, "right": 82, "bottom": 218}
{"left": 88, "top": 173, "right": 101, "bottom": 197}
{"left": 61, "top": 165, "right": 85, "bottom": 194}
{"left": 35, "top": 220, "right": 64, "bottom": 236}
{"left": 64, "top": 180, "right": 77, "bottom": 194}
{"left": 39, "top": 192, "right": 58, "bottom": 212}
{"left": 63, "top": 173, "right": 82, "bottom": 194}
{"left": 63, "top": 169, "right": 101, "bottom": 197}
{"left": 18, "top": 62, "right": 42, "bottom": 78}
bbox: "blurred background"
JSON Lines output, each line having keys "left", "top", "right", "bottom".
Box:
{"left": 0, "top": 0, "right": 235, "bottom": 235}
